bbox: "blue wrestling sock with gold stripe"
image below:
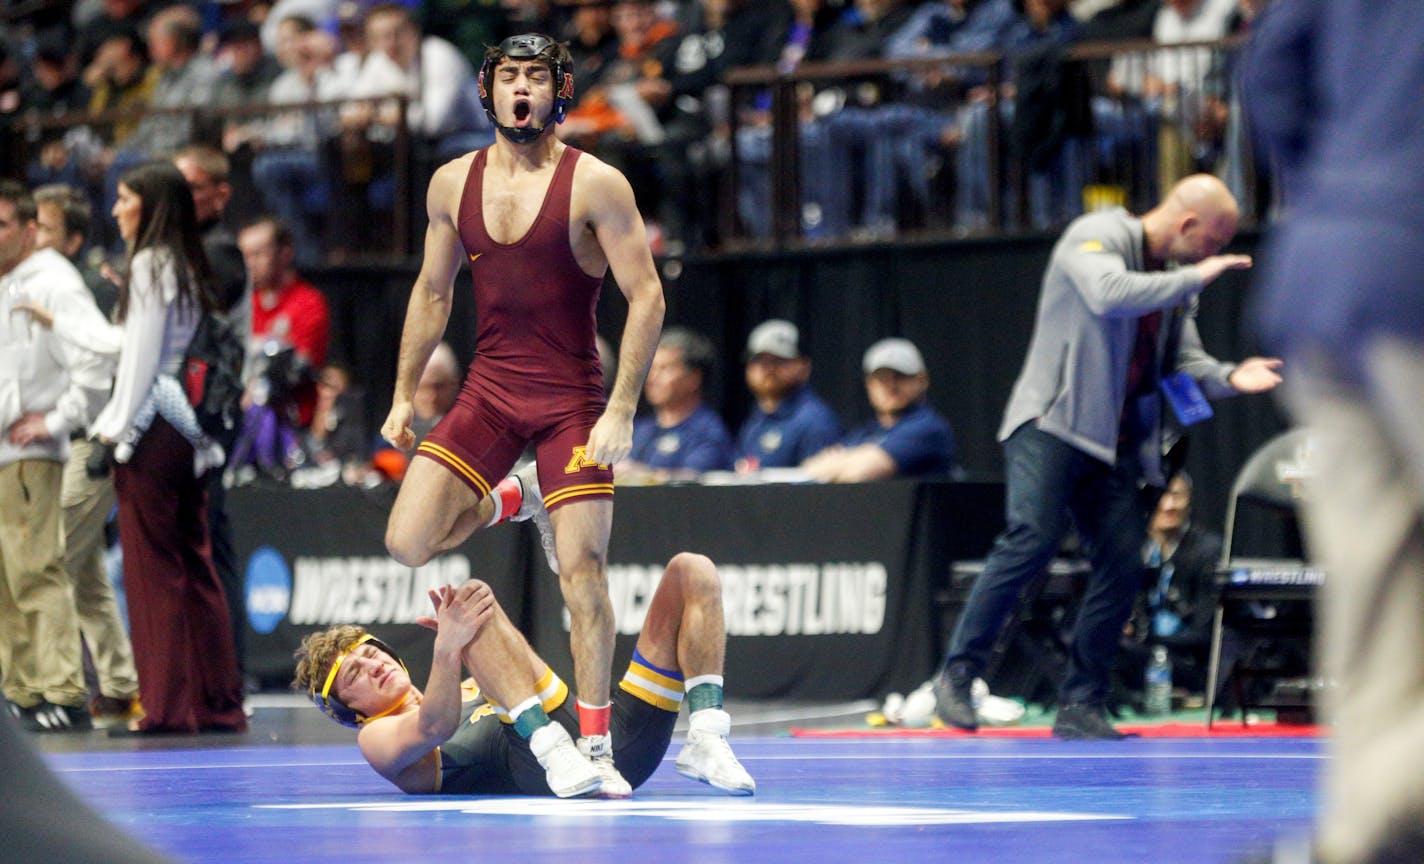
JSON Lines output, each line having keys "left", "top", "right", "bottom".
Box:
{"left": 618, "top": 649, "right": 684, "bottom": 711}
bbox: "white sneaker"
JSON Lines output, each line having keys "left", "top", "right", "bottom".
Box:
{"left": 529, "top": 723, "right": 601, "bottom": 799}
{"left": 674, "top": 709, "right": 755, "bottom": 795}
{"left": 577, "top": 733, "right": 632, "bottom": 798}
{"left": 507, "top": 462, "right": 559, "bottom": 574}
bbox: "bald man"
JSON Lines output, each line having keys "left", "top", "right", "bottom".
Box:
{"left": 933, "top": 174, "right": 1283, "bottom": 739}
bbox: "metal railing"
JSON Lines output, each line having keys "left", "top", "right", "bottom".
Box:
{"left": 720, "top": 35, "right": 1257, "bottom": 250}
{"left": 10, "top": 94, "right": 418, "bottom": 260}
{"left": 5, "top": 36, "right": 1258, "bottom": 260}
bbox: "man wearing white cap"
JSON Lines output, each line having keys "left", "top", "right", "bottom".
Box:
{"left": 735, "top": 320, "right": 842, "bottom": 472}
{"left": 801, "top": 337, "right": 959, "bottom": 482}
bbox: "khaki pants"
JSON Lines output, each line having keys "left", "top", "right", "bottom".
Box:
{"left": 1284, "top": 338, "right": 1424, "bottom": 863}
{"left": 0, "top": 459, "right": 87, "bottom": 707}
{"left": 62, "top": 438, "right": 138, "bottom": 701}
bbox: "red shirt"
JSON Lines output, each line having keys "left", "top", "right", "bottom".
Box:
{"left": 251, "top": 274, "right": 330, "bottom": 368}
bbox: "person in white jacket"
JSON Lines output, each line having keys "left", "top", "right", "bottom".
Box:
{"left": 81, "top": 161, "right": 247, "bottom": 735}
{"left": 0, "top": 180, "right": 112, "bottom": 732}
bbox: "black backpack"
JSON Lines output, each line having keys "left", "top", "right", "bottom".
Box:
{"left": 182, "top": 312, "right": 245, "bottom": 438}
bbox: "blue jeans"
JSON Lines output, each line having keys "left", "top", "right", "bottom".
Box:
{"left": 252, "top": 147, "right": 330, "bottom": 267}
{"left": 945, "top": 422, "right": 1147, "bottom": 705}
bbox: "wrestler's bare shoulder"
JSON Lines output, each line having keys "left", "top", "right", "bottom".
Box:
{"left": 570, "top": 150, "right": 629, "bottom": 192}
{"left": 431, "top": 152, "right": 478, "bottom": 190}
{"left": 569, "top": 150, "right": 636, "bottom": 220}
{"left": 425, "top": 151, "right": 481, "bottom": 216}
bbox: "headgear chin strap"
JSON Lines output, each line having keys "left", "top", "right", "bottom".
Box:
{"left": 477, "top": 33, "right": 574, "bottom": 144}
{"left": 310, "top": 633, "right": 410, "bottom": 728}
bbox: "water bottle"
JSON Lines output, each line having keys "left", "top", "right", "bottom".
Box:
{"left": 1145, "top": 645, "right": 1173, "bottom": 716}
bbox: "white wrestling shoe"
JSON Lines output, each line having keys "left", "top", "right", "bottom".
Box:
{"left": 529, "top": 723, "right": 601, "bottom": 799}
{"left": 675, "top": 709, "right": 756, "bottom": 795}
{"left": 577, "top": 734, "right": 633, "bottom": 799}
{"left": 508, "top": 462, "right": 559, "bottom": 575}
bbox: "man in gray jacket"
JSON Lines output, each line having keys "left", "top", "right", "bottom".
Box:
{"left": 934, "top": 174, "right": 1283, "bottom": 739}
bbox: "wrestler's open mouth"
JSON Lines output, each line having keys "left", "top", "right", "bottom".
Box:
{"left": 514, "top": 100, "right": 532, "bottom": 124}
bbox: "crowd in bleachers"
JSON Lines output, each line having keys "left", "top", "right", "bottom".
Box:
{"left": 0, "top": 0, "right": 1262, "bottom": 260}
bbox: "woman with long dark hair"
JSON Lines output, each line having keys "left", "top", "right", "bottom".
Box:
{"left": 89, "top": 161, "right": 247, "bottom": 734}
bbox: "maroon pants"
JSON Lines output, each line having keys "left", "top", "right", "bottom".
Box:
{"left": 113, "top": 418, "right": 246, "bottom": 733}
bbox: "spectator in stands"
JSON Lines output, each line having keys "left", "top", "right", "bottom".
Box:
{"left": 560, "top": 0, "right": 684, "bottom": 250}
{"left": 564, "top": 1, "right": 620, "bottom": 109}
{"left": 644, "top": 0, "right": 792, "bottom": 250}
{"left": 1105, "top": 0, "right": 1237, "bottom": 201}
{"left": 931, "top": 174, "right": 1281, "bottom": 741}
{"left": 240, "top": 215, "right": 330, "bottom": 380}
{"left": 88, "top": 160, "right": 247, "bottom": 735}
{"left": 172, "top": 145, "right": 249, "bottom": 686}
{"left": 252, "top": 15, "right": 346, "bottom": 265}
{"left": 32, "top": 184, "right": 142, "bottom": 729}
{"left": 734, "top": 319, "right": 841, "bottom": 472}
{"left": 298, "top": 361, "right": 372, "bottom": 485}
{"left": 0, "top": 180, "right": 112, "bottom": 733}
{"left": 798, "top": 0, "right": 920, "bottom": 239}
{"left": 229, "top": 216, "right": 327, "bottom": 478}
{"left": 732, "top": 0, "right": 839, "bottom": 238}
{"left": 239, "top": 215, "right": 329, "bottom": 435}
{"left": 331, "top": 3, "right": 490, "bottom": 257}
{"left": 75, "top": 0, "right": 168, "bottom": 69}
{"left": 625, "top": 327, "right": 735, "bottom": 478}
{"left": 952, "top": 0, "right": 1085, "bottom": 233}
{"left": 215, "top": 20, "right": 283, "bottom": 120}
{"left": 83, "top": 28, "right": 159, "bottom": 149}
{"left": 214, "top": 19, "right": 284, "bottom": 228}
{"left": 174, "top": 145, "right": 248, "bottom": 335}
{"left": 410, "top": 341, "right": 461, "bottom": 445}
{"left": 497, "top": 0, "right": 569, "bottom": 43}
{"left": 347, "top": 3, "right": 488, "bottom": 155}
{"left": 1198, "top": 0, "right": 1267, "bottom": 223}
{"left": 1117, "top": 471, "right": 1222, "bottom": 705}
{"left": 106, "top": 5, "right": 223, "bottom": 209}
{"left": 801, "top": 337, "right": 959, "bottom": 482}
{"left": 873, "top": 0, "right": 1019, "bottom": 236}
{"left": 370, "top": 342, "right": 461, "bottom": 483}
{"left": 25, "top": 33, "right": 91, "bottom": 119}
{"left": 260, "top": 0, "right": 339, "bottom": 58}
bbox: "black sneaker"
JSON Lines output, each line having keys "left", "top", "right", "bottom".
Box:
{"left": 14, "top": 700, "right": 91, "bottom": 732}
{"left": 931, "top": 667, "right": 978, "bottom": 732}
{"left": 86, "top": 440, "right": 116, "bottom": 479}
{"left": 1052, "top": 703, "right": 1135, "bottom": 740}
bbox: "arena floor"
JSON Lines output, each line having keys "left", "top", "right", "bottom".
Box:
{"left": 29, "top": 696, "right": 1320, "bottom": 863}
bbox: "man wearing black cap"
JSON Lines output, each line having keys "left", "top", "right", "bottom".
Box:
{"left": 802, "top": 337, "right": 959, "bottom": 482}
{"left": 735, "top": 319, "right": 841, "bottom": 472}
{"left": 380, "top": 33, "right": 665, "bottom": 799}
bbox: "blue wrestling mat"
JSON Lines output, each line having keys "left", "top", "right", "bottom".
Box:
{"left": 41, "top": 713, "right": 1319, "bottom": 864}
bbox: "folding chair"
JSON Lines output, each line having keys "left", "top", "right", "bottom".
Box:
{"left": 1204, "top": 428, "right": 1325, "bottom": 727}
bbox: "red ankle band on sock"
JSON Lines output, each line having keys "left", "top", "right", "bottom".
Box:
{"left": 489, "top": 477, "right": 523, "bottom": 525}
{"left": 577, "top": 701, "right": 611, "bottom": 737}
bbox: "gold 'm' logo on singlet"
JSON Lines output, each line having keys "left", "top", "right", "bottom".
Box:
{"left": 564, "top": 446, "right": 610, "bottom": 474}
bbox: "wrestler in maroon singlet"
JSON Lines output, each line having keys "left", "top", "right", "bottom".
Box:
{"left": 415, "top": 146, "right": 615, "bottom": 511}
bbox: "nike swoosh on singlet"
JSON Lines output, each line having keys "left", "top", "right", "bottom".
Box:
{"left": 470, "top": 253, "right": 482, "bottom": 262}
